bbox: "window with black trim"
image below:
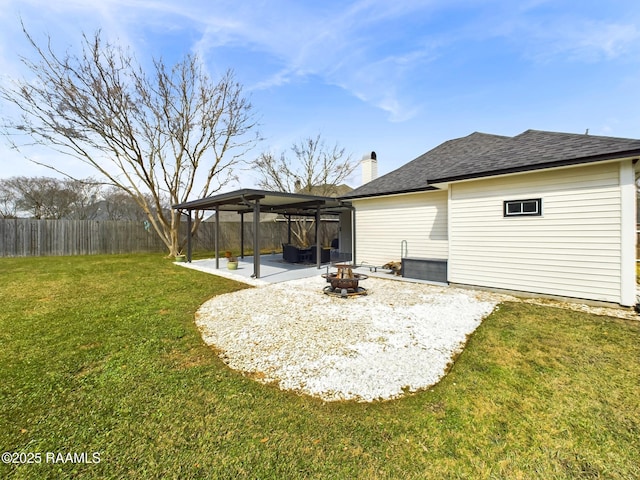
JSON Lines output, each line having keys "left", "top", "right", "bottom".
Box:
{"left": 503, "top": 198, "right": 542, "bottom": 217}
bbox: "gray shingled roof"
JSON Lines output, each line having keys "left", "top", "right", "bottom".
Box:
{"left": 343, "top": 129, "right": 640, "bottom": 199}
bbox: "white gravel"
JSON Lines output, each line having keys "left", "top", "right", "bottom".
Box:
{"left": 195, "top": 275, "right": 507, "bottom": 402}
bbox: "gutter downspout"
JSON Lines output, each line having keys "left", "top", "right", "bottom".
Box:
{"left": 620, "top": 159, "right": 636, "bottom": 306}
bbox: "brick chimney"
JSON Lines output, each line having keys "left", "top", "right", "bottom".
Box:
{"left": 361, "top": 151, "right": 378, "bottom": 185}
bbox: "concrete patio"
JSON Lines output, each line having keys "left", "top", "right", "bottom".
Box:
{"left": 175, "top": 253, "right": 450, "bottom": 287}
{"left": 175, "top": 254, "right": 332, "bottom": 286}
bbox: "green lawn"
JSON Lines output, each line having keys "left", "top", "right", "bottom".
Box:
{"left": 1, "top": 254, "right": 639, "bottom": 479}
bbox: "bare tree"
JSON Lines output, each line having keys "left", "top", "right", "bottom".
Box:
{"left": 252, "top": 134, "right": 356, "bottom": 246}
{"left": 64, "top": 178, "right": 102, "bottom": 219}
{"left": 254, "top": 134, "right": 355, "bottom": 195}
{"left": 2, "top": 176, "right": 76, "bottom": 218}
{"left": 100, "top": 186, "right": 153, "bottom": 221}
{"left": 1, "top": 26, "right": 258, "bottom": 256}
{"left": 0, "top": 175, "right": 101, "bottom": 219}
{"left": 0, "top": 178, "right": 18, "bottom": 218}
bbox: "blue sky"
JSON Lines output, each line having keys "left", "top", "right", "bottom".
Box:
{"left": 1, "top": 0, "right": 640, "bottom": 189}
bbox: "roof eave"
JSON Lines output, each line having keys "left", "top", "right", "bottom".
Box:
{"left": 340, "top": 185, "right": 439, "bottom": 200}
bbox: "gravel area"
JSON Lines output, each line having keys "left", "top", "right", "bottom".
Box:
{"left": 195, "top": 275, "right": 507, "bottom": 402}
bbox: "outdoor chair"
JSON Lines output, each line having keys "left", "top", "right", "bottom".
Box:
{"left": 282, "top": 243, "right": 301, "bottom": 263}
{"left": 311, "top": 246, "right": 331, "bottom": 264}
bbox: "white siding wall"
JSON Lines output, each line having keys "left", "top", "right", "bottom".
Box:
{"left": 449, "top": 162, "right": 628, "bottom": 304}
{"left": 353, "top": 190, "right": 448, "bottom": 266}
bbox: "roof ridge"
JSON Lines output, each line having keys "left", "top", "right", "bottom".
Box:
{"left": 468, "top": 131, "right": 511, "bottom": 139}
{"left": 513, "top": 128, "right": 640, "bottom": 142}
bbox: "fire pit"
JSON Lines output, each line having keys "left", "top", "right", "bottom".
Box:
{"left": 321, "top": 264, "right": 368, "bottom": 298}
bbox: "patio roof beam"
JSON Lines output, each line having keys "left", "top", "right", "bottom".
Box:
{"left": 268, "top": 199, "right": 326, "bottom": 211}
{"left": 266, "top": 210, "right": 321, "bottom": 217}
{"left": 232, "top": 204, "right": 342, "bottom": 215}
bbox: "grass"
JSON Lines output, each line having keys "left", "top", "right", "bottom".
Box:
{"left": 1, "top": 254, "right": 639, "bottom": 479}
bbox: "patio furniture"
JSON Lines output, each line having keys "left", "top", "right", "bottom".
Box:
{"left": 310, "top": 246, "right": 331, "bottom": 264}
{"left": 299, "top": 250, "right": 312, "bottom": 263}
{"left": 282, "top": 244, "right": 314, "bottom": 263}
{"left": 282, "top": 244, "right": 301, "bottom": 263}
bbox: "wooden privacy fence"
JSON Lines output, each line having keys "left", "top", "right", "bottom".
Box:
{"left": 0, "top": 218, "right": 339, "bottom": 257}
{"left": 0, "top": 219, "right": 166, "bottom": 257}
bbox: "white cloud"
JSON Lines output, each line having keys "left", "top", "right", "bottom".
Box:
{"left": 525, "top": 20, "right": 640, "bottom": 63}
{"left": 180, "top": 0, "right": 443, "bottom": 121}
{"left": 564, "top": 22, "right": 640, "bottom": 61}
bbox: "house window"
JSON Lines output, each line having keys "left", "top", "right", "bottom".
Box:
{"left": 503, "top": 198, "right": 542, "bottom": 217}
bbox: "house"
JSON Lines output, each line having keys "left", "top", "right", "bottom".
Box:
{"left": 342, "top": 130, "right": 640, "bottom": 307}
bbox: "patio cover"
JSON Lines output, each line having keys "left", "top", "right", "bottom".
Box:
{"left": 173, "top": 188, "right": 353, "bottom": 278}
